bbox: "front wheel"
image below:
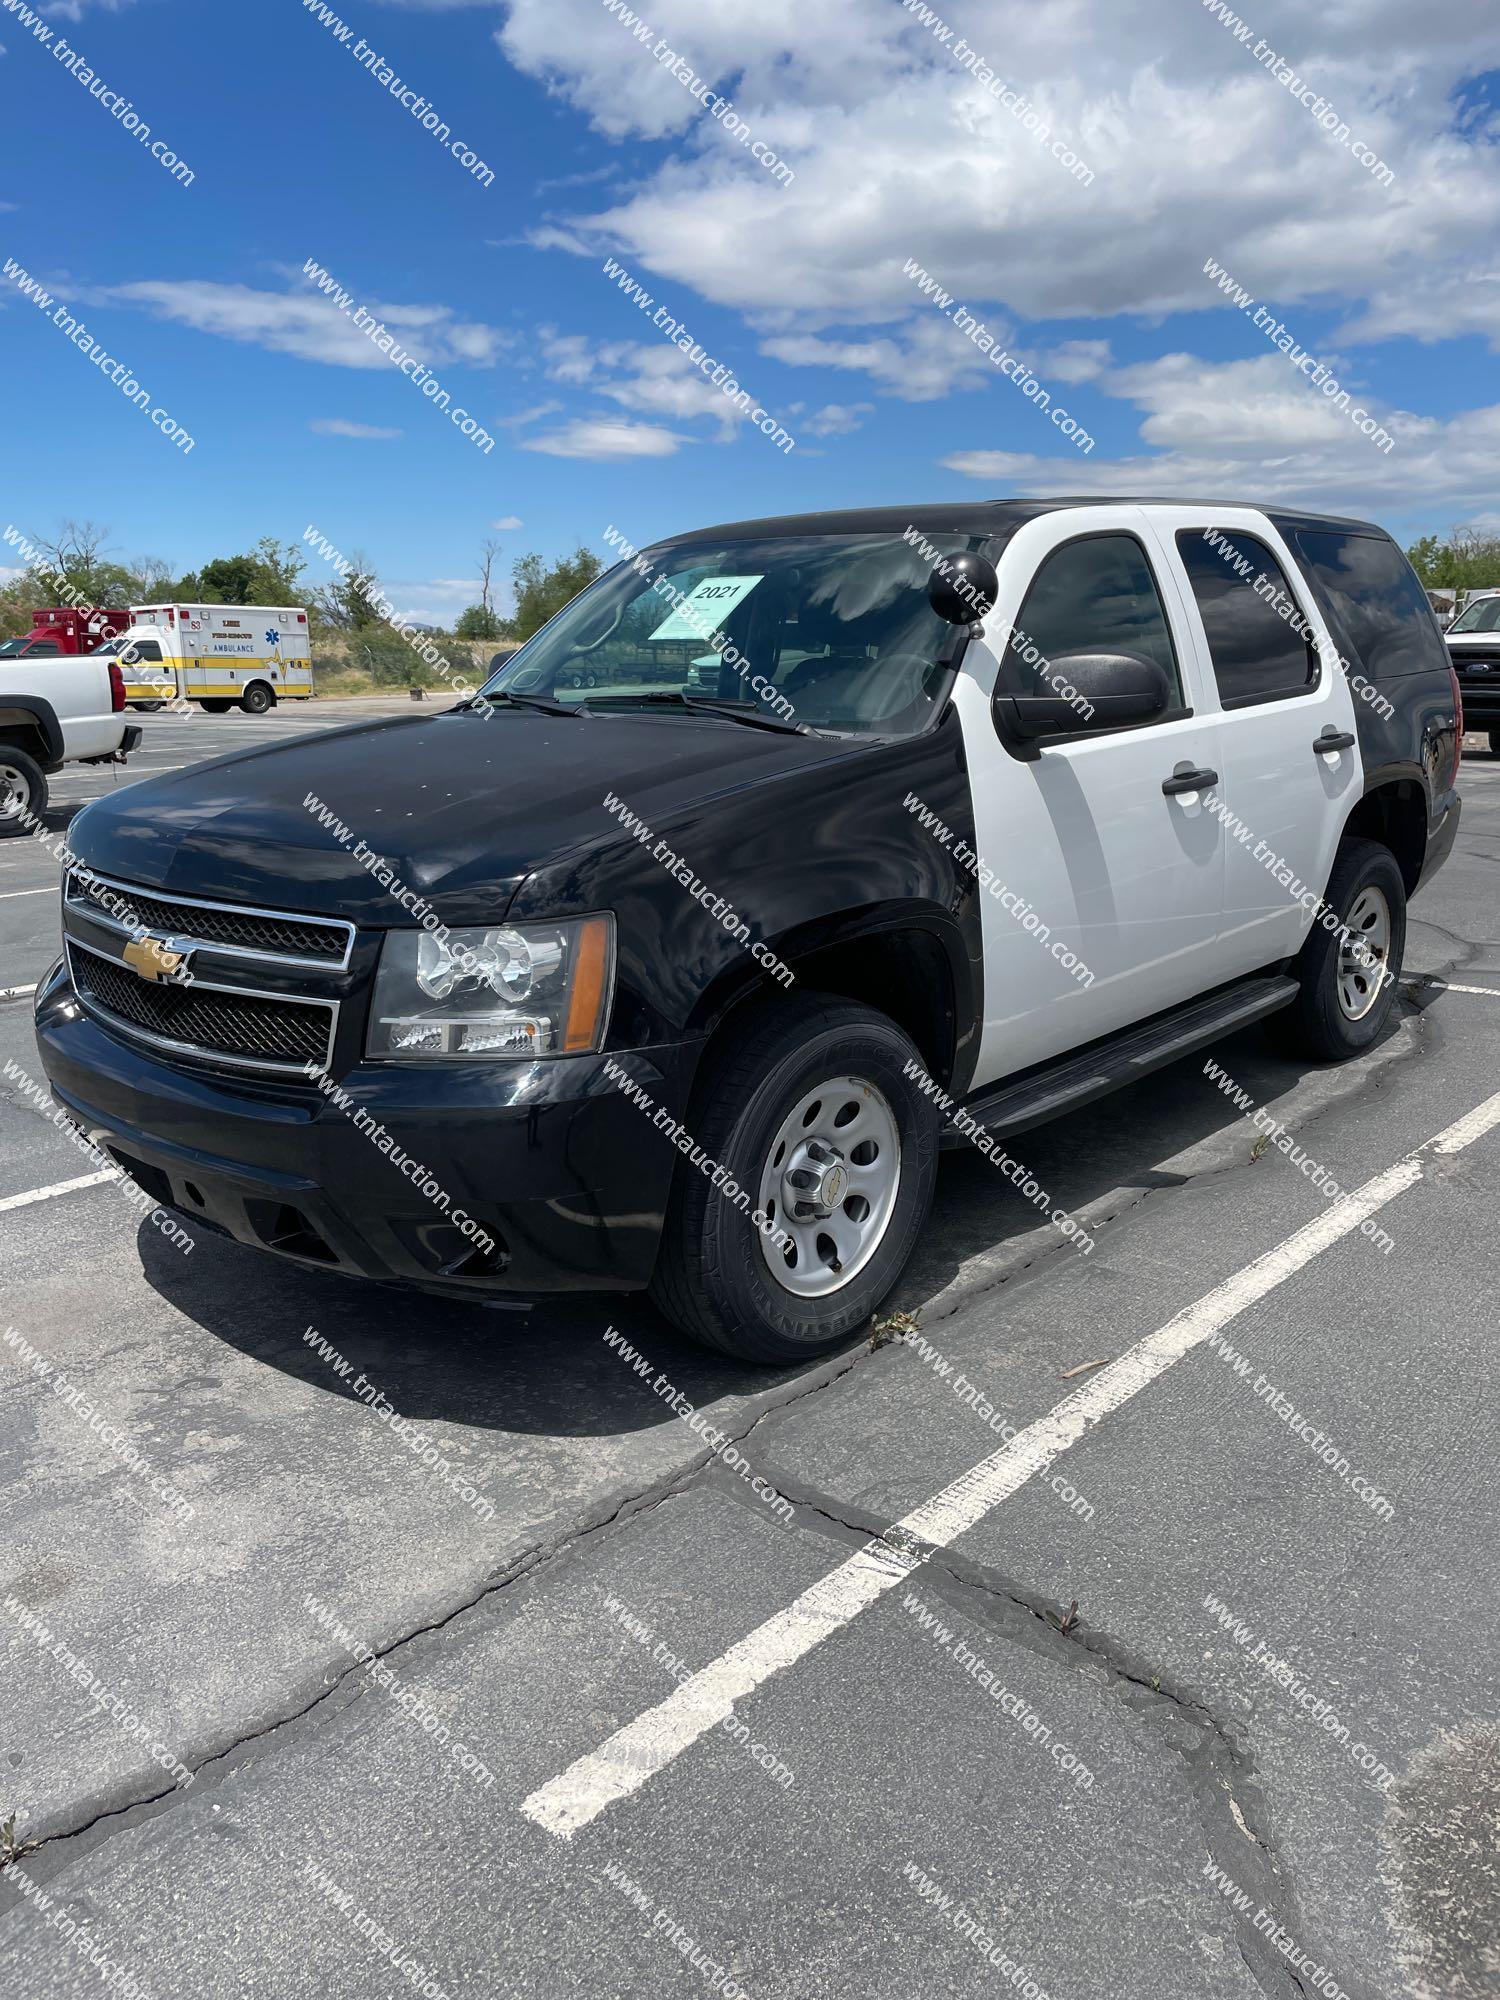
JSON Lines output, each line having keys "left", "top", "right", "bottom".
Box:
{"left": 1276, "top": 837, "right": 1407, "bottom": 1060}
{"left": 650, "top": 995, "right": 941, "bottom": 1363}
{"left": 239, "top": 682, "right": 274, "bottom": 715}
{"left": 0, "top": 746, "right": 48, "bottom": 835}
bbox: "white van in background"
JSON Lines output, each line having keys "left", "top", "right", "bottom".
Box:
{"left": 113, "top": 605, "right": 314, "bottom": 714}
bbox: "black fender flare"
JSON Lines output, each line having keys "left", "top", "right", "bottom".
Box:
{"left": 0, "top": 694, "right": 65, "bottom": 768}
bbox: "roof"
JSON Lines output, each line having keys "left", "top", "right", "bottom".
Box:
{"left": 662, "top": 497, "right": 1389, "bottom": 547}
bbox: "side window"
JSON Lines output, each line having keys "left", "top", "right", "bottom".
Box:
{"left": 1288, "top": 529, "right": 1450, "bottom": 680}
{"left": 1176, "top": 529, "right": 1316, "bottom": 706}
{"left": 1005, "top": 534, "right": 1182, "bottom": 709}
{"left": 122, "top": 640, "right": 163, "bottom": 663}
{"left": 28, "top": 641, "right": 61, "bottom": 656}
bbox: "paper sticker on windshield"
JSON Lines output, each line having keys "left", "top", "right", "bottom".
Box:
{"left": 649, "top": 574, "right": 763, "bottom": 642}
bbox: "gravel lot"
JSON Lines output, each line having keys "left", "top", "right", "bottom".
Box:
{"left": 2, "top": 703, "right": 1496, "bottom": 2000}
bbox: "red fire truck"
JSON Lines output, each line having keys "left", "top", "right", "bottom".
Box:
{"left": 0, "top": 607, "right": 131, "bottom": 660}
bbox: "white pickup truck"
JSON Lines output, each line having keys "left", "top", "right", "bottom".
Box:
{"left": 0, "top": 650, "right": 140, "bottom": 834}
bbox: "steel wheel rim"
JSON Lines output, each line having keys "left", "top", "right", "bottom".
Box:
{"left": 757, "top": 1074, "right": 902, "bottom": 1299}
{"left": 0, "top": 762, "right": 32, "bottom": 823}
{"left": 1337, "top": 885, "right": 1391, "bottom": 1020}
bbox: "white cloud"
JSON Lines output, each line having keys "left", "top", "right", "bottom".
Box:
{"left": 761, "top": 319, "right": 1002, "bottom": 401}
{"left": 91, "top": 279, "right": 511, "bottom": 372}
{"left": 496, "top": 0, "right": 1500, "bottom": 342}
{"left": 520, "top": 417, "right": 691, "bottom": 458}
{"left": 491, "top": 515, "right": 524, "bottom": 530}
{"left": 498, "top": 401, "right": 564, "bottom": 427}
{"left": 309, "top": 418, "right": 403, "bottom": 439}
{"left": 801, "top": 401, "right": 873, "bottom": 436}
{"left": 540, "top": 329, "right": 756, "bottom": 437}
{"left": 939, "top": 351, "right": 1500, "bottom": 520}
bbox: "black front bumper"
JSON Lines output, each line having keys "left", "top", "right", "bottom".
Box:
{"left": 33, "top": 960, "right": 688, "bottom": 1298}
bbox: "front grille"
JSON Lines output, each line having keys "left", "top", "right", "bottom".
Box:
{"left": 1453, "top": 655, "right": 1500, "bottom": 678}
{"left": 65, "top": 870, "right": 351, "bottom": 967}
{"left": 69, "top": 941, "right": 335, "bottom": 1071}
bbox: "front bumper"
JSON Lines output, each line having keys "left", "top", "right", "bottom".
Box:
{"left": 33, "top": 959, "right": 689, "bottom": 1298}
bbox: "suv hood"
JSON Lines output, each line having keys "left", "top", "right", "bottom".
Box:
{"left": 70, "top": 707, "right": 847, "bottom": 924}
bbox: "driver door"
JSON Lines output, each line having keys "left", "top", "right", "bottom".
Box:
{"left": 953, "top": 505, "right": 1227, "bottom": 1088}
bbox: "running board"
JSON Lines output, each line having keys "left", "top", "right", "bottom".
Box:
{"left": 942, "top": 975, "right": 1300, "bottom": 1148}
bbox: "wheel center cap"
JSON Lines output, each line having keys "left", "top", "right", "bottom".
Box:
{"left": 820, "top": 1163, "right": 847, "bottom": 1208}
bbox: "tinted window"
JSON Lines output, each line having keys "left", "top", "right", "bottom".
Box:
{"left": 121, "top": 640, "right": 163, "bottom": 662}
{"left": 1177, "top": 529, "right": 1315, "bottom": 705}
{"left": 1005, "top": 534, "right": 1181, "bottom": 705}
{"left": 1290, "top": 529, "right": 1458, "bottom": 679}
{"left": 25, "top": 641, "right": 61, "bottom": 656}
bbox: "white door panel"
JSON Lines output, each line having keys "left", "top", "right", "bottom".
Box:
{"left": 1143, "top": 510, "right": 1362, "bottom": 974}
{"left": 956, "top": 506, "right": 1226, "bottom": 1090}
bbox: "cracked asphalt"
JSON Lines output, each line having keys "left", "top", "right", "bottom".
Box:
{"left": 1, "top": 707, "right": 1497, "bottom": 2000}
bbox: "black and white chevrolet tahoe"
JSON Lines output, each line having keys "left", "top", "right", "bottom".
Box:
{"left": 35, "top": 500, "right": 1460, "bottom": 1361}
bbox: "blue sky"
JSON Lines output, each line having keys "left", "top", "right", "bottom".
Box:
{"left": 2, "top": 0, "right": 1498, "bottom": 621}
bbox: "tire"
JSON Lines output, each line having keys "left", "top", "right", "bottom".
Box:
{"left": 649, "top": 994, "right": 942, "bottom": 1363}
{"left": 239, "top": 682, "right": 274, "bottom": 715}
{"left": 0, "top": 745, "right": 48, "bottom": 836}
{"left": 1275, "top": 837, "right": 1406, "bottom": 1061}
{"left": 135, "top": 700, "right": 166, "bottom": 713}
{"left": 197, "top": 699, "right": 232, "bottom": 713}
{"left": 1484, "top": 734, "right": 1500, "bottom": 759}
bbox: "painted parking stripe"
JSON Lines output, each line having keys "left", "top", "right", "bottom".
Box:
{"left": 0, "top": 1169, "right": 118, "bottom": 1215}
{"left": 521, "top": 1084, "right": 1500, "bottom": 1840}
{"left": 0, "top": 887, "right": 54, "bottom": 900}
{"left": 1, "top": 984, "right": 37, "bottom": 1001}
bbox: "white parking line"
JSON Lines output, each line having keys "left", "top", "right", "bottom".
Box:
{"left": 1, "top": 984, "right": 37, "bottom": 1001}
{"left": 0, "top": 1168, "right": 118, "bottom": 1215}
{"left": 0, "top": 887, "right": 53, "bottom": 900}
{"left": 521, "top": 1084, "right": 1500, "bottom": 1840}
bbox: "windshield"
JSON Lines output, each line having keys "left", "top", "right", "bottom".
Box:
{"left": 0, "top": 637, "right": 38, "bottom": 657}
{"left": 1449, "top": 597, "right": 1500, "bottom": 634}
{"left": 481, "top": 531, "right": 975, "bottom": 735}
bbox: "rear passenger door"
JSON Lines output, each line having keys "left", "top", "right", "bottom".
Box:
{"left": 1146, "top": 509, "right": 1362, "bottom": 976}
{"left": 953, "top": 505, "right": 1227, "bottom": 1085}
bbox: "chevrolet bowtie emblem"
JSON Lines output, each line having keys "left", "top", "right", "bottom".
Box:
{"left": 123, "top": 934, "right": 186, "bottom": 984}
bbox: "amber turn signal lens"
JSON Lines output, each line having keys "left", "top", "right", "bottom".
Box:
{"left": 562, "top": 914, "right": 614, "bottom": 1052}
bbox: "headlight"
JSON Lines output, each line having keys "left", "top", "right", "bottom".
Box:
{"left": 367, "top": 915, "right": 614, "bottom": 1060}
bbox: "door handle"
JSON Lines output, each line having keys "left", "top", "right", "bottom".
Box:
{"left": 1162, "top": 767, "right": 1218, "bottom": 796}
{"left": 1314, "top": 731, "right": 1355, "bottom": 754}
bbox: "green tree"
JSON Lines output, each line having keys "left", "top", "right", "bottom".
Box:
{"left": 454, "top": 603, "right": 502, "bottom": 640}
{"left": 1407, "top": 527, "right": 1500, "bottom": 590}
{"left": 511, "top": 543, "right": 602, "bottom": 642}
{"left": 325, "top": 552, "right": 383, "bottom": 631}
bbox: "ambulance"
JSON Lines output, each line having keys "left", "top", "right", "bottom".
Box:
{"left": 112, "top": 604, "right": 314, "bottom": 713}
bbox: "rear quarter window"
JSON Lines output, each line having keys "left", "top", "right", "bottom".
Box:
{"left": 1287, "top": 529, "right": 1450, "bottom": 681}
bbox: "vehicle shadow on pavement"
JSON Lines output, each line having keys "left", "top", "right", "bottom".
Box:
{"left": 135, "top": 1018, "right": 1400, "bottom": 1436}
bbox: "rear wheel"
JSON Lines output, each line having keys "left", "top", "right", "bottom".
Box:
{"left": 197, "top": 698, "right": 232, "bottom": 713}
{"left": 135, "top": 700, "right": 166, "bottom": 713}
{"left": 650, "top": 995, "right": 942, "bottom": 1363}
{"left": 1484, "top": 733, "right": 1500, "bottom": 758}
{"left": 1275, "top": 837, "right": 1406, "bottom": 1060}
{"left": 0, "top": 746, "right": 48, "bottom": 835}
{"left": 239, "top": 682, "right": 274, "bottom": 715}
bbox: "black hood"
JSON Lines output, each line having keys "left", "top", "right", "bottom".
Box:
{"left": 71, "top": 707, "right": 849, "bottom": 925}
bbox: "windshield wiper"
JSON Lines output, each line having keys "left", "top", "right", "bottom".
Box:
{"left": 455, "top": 690, "right": 583, "bottom": 718}
{"left": 586, "top": 691, "right": 808, "bottom": 735}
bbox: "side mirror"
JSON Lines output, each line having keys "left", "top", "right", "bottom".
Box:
{"left": 928, "top": 553, "right": 999, "bottom": 626}
{"left": 995, "top": 649, "right": 1171, "bottom": 742}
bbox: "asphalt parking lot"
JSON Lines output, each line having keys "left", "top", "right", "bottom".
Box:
{"left": 1, "top": 704, "right": 1496, "bottom": 2000}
